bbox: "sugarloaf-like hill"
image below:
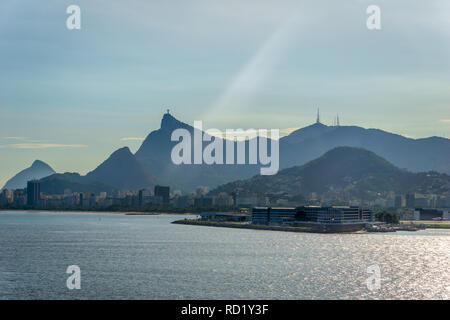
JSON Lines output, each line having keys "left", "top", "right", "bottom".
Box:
{"left": 1, "top": 160, "right": 55, "bottom": 191}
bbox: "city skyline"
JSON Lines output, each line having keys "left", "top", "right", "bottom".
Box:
{"left": 1, "top": 0, "right": 450, "bottom": 187}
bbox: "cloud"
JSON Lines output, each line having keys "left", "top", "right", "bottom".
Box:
{"left": 440, "top": 119, "right": 450, "bottom": 123}
{"left": 3, "top": 137, "right": 49, "bottom": 143}
{"left": 280, "top": 127, "right": 299, "bottom": 136}
{"left": 3, "top": 136, "right": 28, "bottom": 140}
{"left": 0, "top": 143, "right": 87, "bottom": 149}
{"left": 120, "top": 137, "right": 145, "bottom": 141}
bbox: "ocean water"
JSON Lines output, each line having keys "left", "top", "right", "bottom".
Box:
{"left": 0, "top": 211, "right": 449, "bottom": 300}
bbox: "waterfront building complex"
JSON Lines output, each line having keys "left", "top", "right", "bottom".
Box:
{"left": 252, "top": 206, "right": 374, "bottom": 226}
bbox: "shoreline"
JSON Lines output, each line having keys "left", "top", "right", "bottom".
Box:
{"left": 0, "top": 209, "right": 198, "bottom": 216}
{"left": 172, "top": 219, "right": 367, "bottom": 234}
{"left": 173, "top": 219, "right": 450, "bottom": 233}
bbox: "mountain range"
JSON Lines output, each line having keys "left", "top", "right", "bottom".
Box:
{"left": 3, "top": 112, "right": 450, "bottom": 194}
{"left": 134, "top": 113, "right": 450, "bottom": 191}
{"left": 85, "top": 147, "right": 154, "bottom": 190}
{"left": 32, "top": 147, "right": 154, "bottom": 195}
{"left": 279, "top": 122, "right": 450, "bottom": 174}
{"left": 210, "top": 147, "right": 450, "bottom": 200}
{"left": 134, "top": 113, "right": 261, "bottom": 191}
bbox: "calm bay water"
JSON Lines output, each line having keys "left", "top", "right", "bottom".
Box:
{"left": 0, "top": 211, "right": 449, "bottom": 300}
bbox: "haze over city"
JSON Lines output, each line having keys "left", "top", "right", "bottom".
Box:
{"left": 2, "top": 1, "right": 450, "bottom": 305}
{"left": 1, "top": 0, "right": 449, "bottom": 188}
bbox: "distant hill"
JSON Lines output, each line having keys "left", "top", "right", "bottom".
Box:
{"left": 135, "top": 112, "right": 261, "bottom": 191}
{"left": 11, "top": 112, "right": 450, "bottom": 194}
{"left": 2, "top": 160, "right": 55, "bottom": 190}
{"left": 85, "top": 147, "right": 154, "bottom": 190}
{"left": 210, "top": 147, "right": 450, "bottom": 200}
{"left": 38, "top": 172, "right": 116, "bottom": 195}
{"left": 279, "top": 122, "right": 450, "bottom": 174}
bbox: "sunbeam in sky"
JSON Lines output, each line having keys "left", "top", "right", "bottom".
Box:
{"left": 1, "top": 1, "right": 450, "bottom": 188}
{"left": 205, "top": 13, "right": 304, "bottom": 123}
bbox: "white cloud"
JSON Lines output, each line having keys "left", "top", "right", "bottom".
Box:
{"left": 3, "top": 136, "right": 28, "bottom": 140}
{"left": 0, "top": 143, "right": 87, "bottom": 149}
{"left": 280, "top": 127, "right": 299, "bottom": 136}
{"left": 120, "top": 137, "right": 145, "bottom": 141}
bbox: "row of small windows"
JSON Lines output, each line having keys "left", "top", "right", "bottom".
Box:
{"left": 252, "top": 207, "right": 374, "bottom": 225}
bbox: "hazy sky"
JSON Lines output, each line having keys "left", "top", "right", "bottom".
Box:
{"left": 1, "top": 0, "right": 449, "bottom": 187}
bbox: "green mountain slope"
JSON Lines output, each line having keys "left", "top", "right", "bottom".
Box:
{"left": 210, "top": 147, "right": 450, "bottom": 200}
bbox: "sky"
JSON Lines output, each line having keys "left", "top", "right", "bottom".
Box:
{"left": 0, "top": 0, "right": 449, "bottom": 187}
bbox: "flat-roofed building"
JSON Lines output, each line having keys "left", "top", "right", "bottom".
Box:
{"left": 154, "top": 185, "right": 170, "bottom": 205}
{"left": 194, "top": 196, "right": 213, "bottom": 207}
{"left": 414, "top": 195, "right": 430, "bottom": 208}
{"left": 252, "top": 207, "right": 296, "bottom": 225}
{"left": 415, "top": 208, "right": 447, "bottom": 220}
{"left": 252, "top": 206, "right": 374, "bottom": 225}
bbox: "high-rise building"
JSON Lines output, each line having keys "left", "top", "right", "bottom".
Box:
{"left": 174, "top": 195, "right": 193, "bottom": 208}
{"left": 394, "top": 195, "right": 405, "bottom": 208}
{"left": 194, "top": 196, "right": 213, "bottom": 207}
{"left": 13, "top": 189, "right": 26, "bottom": 206}
{"left": 138, "top": 189, "right": 144, "bottom": 207}
{"left": 406, "top": 193, "right": 415, "bottom": 208}
{"left": 0, "top": 190, "right": 10, "bottom": 205}
{"left": 213, "top": 192, "right": 234, "bottom": 207}
{"left": 414, "top": 195, "right": 429, "bottom": 208}
{"left": 154, "top": 185, "right": 170, "bottom": 205}
{"left": 27, "top": 180, "right": 41, "bottom": 206}
{"left": 79, "top": 192, "right": 84, "bottom": 207}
